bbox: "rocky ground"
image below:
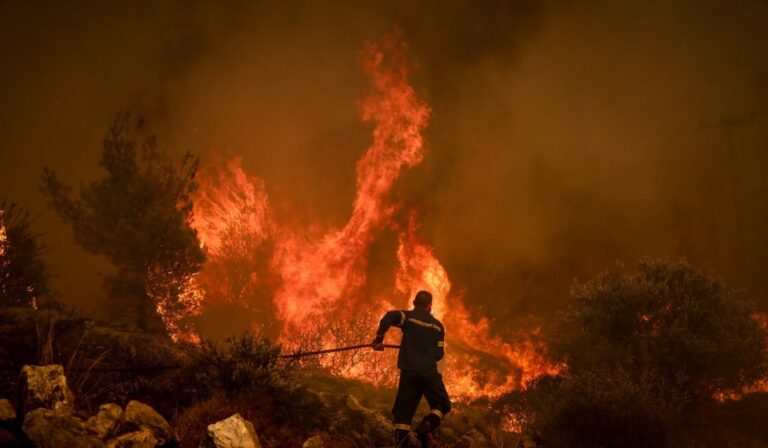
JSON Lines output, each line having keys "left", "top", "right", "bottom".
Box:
{"left": 0, "top": 307, "right": 517, "bottom": 447}
{"left": 0, "top": 364, "right": 511, "bottom": 447}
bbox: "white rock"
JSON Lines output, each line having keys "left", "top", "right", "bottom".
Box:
{"left": 205, "top": 413, "right": 261, "bottom": 448}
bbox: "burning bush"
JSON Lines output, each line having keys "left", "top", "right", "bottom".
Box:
{"left": 0, "top": 201, "right": 50, "bottom": 308}
{"left": 507, "top": 259, "right": 768, "bottom": 447}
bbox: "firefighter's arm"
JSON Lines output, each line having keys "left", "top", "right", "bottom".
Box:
{"left": 372, "top": 310, "right": 407, "bottom": 350}
{"left": 436, "top": 326, "right": 445, "bottom": 361}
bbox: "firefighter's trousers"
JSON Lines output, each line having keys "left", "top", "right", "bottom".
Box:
{"left": 392, "top": 370, "right": 452, "bottom": 430}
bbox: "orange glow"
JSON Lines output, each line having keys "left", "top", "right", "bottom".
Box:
{"left": 715, "top": 312, "right": 768, "bottom": 401}
{"left": 397, "top": 215, "right": 559, "bottom": 398}
{"left": 192, "top": 156, "right": 273, "bottom": 257}
{"left": 153, "top": 272, "right": 203, "bottom": 344}
{"left": 0, "top": 211, "right": 6, "bottom": 258}
{"left": 176, "top": 31, "right": 556, "bottom": 400}
{"left": 271, "top": 32, "right": 429, "bottom": 331}
{"left": 0, "top": 208, "right": 37, "bottom": 309}
{"left": 502, "top": 412, "right": 525, "bottom": 434}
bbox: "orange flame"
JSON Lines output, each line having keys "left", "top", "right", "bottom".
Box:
{"left": 152, "top": 272, "right": 203, "bottom": 344}
{"left": 715, "top": 312, "right": 768, "bottom": 401}
{"left": 0, "top": 211, "right": 6, "bottom": 259}
{"left": 179, "top": 31, "right": 557, "bottom": 400}
{"left": 396, "top": 215, "right": 559, "bottom": 398}
{"left": 0, "top": 207, "right": 38, "bottom": 309}
{"left": 271, "top": 31, "right": 429, "bottom": 331}
{"left": 192, "top": 156, "right": 273, "bottom": 257}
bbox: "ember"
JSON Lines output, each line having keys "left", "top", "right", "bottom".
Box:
{"left": 0, "top": 211, "right": 6, "bottom": 258}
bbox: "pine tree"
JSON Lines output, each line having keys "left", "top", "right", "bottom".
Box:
{"left": 42, "top": 113, "right": 205, "bottom": 334}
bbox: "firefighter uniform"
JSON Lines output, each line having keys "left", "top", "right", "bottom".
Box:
{"left": 375, "top": 307, "right": 451, "bottom": 445}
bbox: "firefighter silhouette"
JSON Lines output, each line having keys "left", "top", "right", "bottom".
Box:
{"left": 373, "top": 290, "right": 451, "bottom": 447}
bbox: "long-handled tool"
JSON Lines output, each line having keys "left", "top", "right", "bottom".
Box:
{"left": 280, "top": 343, "right": 400, "bottom": 359}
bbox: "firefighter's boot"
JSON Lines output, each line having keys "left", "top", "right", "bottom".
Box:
{"left": 415, "top": 413, "right": 441, "bottom": 448}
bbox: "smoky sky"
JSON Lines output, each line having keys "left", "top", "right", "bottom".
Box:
{"left": 1, "top": 0, "right": 767, "bottom": 334}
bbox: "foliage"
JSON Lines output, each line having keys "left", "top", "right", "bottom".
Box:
{"left": 553, "top": 259, "right": 767, "bottom": 403}
{"left": 0, "top": 201, "right": 50, "bottom": 308}
{"left": 41, "top": 113, "right": 204, "bottom": 333}
{"left": 507, "top": 259, "right": 768, "bottom": 447}
{"left": 183, "top": 333, "right": 294, "bottom": 399}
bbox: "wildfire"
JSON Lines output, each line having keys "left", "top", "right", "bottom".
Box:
{"left": 0, "top": 210, "right": 6, "bottom": 258}
{"left": 271, "top": 31, "right": 430, "bottom": 332}
{"left": 180, "top": 31, "right": 557, "bottom": 400}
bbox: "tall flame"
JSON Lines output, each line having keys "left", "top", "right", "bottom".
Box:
{"left": 183, "top": 31, "right": 557, "bottom": 400}
{"left": 272, "top": 32, "right": 429, "bottom": 331}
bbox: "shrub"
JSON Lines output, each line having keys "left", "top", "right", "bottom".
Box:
{"left": 181, "top": 333, "right": 295, "bottom": 401}
{"left": 553, "top": 259, "right": 767, "bottom": 404}
{"left": 508, "top": 259, "right": 768, "bottom": 447}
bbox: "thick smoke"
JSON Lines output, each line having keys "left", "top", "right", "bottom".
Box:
{"left": 0, "top": 0, "right": 766, "bottom": 335}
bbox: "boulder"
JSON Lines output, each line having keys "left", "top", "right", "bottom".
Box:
{"left": 302, "top": 435, "right": 324, "bottom": 448}
{"left": 86, "top": 403, "right": 123, "bottom": 439}
{"left": 205, "top": 413, "right": 261, "bottom": 448}
{"left": 22, "top": 407, "right": 104, "bottom": 448}
{"left": 105, "top": 428, "right": 158, "bottom": 448}
{"left": 124, "top": 400, "right": 172, "bottom": 443}
{"left": 0, "top": 398, "right": 16, "bottom": 422}
{"left": 18, "top": 365, "right": 75, "bottom": 415}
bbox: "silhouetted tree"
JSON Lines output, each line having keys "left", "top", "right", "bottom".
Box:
{"left": 0, "top": 201, "right": 50, "bottom": 307}
{"left": 506, "top": 259, "right": 768, "bottom": 447}
{"left": 42, "top": 113, "right": 205, "bottom": 334}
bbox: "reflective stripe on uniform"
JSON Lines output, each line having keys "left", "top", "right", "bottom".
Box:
{"left": 394, "top": 423, "right": 411, "bottom": 430}
{"left": 407, "top": 317, "right": 442, "bottom": 331}
{"left": 437, "top": 341, "right": 444, "bottom": 347}
{"left": 430, "top": 409, "right": 444, "bottom": 419}
{"left": 399, "top": 311, "right": 406, "bottom": 326}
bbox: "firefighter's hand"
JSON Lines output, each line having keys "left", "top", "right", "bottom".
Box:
{"left": 371, "top": 336, "right": 385, "bottom": 351}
